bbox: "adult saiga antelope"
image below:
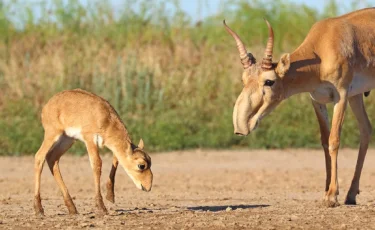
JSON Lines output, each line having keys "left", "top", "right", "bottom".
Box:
{"left": 225, "top": 8, "right": 375, "bottom": 207}
{"left": 34, "top": 89, "right": 153, "bottom": 216}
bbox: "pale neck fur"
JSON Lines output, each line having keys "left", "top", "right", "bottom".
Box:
{"left": 281, "top": 41, "right": 322, "bottom": 99}
{"left": 104, "top": 122, "right": 133, "bottom": 167}
{"left": 106, "top": 139, "right": 132, "bottom": 169}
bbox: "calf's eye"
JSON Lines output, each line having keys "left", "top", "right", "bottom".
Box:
{"left": 138, "top": 164, "right": 146, "bottom": 170}
{"left": 264, "top": 80, "right": 275, "bottom": 86}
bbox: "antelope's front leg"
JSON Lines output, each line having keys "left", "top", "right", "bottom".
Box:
{"left": 106, "top": 156, "right": 119, "bottom": 203}
{"left": 311, "top": 100, "right": 331, "bottom": 193}
{"left": 345, "top": 94, "right": 372, "bottom": 204}
{"left": 85, "top": 139, "right": 108, "bottom": 215}
{"left": 325, "top": 91, "right": 348, "bottom": 207}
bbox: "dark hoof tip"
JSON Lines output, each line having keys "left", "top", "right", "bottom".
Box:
{"left": 344, "top": 198, "right": 357, "bottom": 205}
{"left": 95, "top": 210, "right": 108, "bottom": 216}
{"left": 106, "top": 195, "right": 115, "bottom": 204}
{"left": 68, "top": 207, "right": 79, "bottom": 215}
{"left": 35, "top": 212, "right": 45, "bottom": 218}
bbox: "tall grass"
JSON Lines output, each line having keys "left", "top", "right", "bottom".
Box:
{"left": 0, "top": 0, "right": 373, "bottom": 155}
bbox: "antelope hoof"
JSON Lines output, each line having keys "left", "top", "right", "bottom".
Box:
{"left": 345, "top": 189, "right": 359, "bottom": 205}
{"left": 344, "top": 195, "right": 357, "bottom": 205}
{"left": 324, "top": 199, "right": 340, "bottom": 207}
{"left": 68, "top": 207, "right": 79, "bottom": 215}
{"left": 106, "top": 182, "right": 115, "bottom": 203}
{"left": 106, "top": 192, "right": 115, "bottom": 203}
{"left": 324, "top": 195, "right": 340, "bottom": 208}
{"left": 96, "top": 199, "right": 108, "bottom": 216}
{"left": 95, "top": 208, "right": 108, "bottom": 216}
{"left": 34, "top": 198, "right": 45, "bottom": 217}
{"left": 34, "top": 208, "right": 45, "bottom": 217}
{"left": 64, "top": 198, "right": 78, "bottom": 214}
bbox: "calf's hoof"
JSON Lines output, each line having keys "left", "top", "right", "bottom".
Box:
{"left": 34, "top": 199, "right": 45, "bottom": 216}
{"left": 68, "top": 207, "right": 79, "bottom": 215}
{"left": 105, "top": 190, "right": 115, "bottom": 203}
{"left": 34, "top": 209, "right": 45, "bottom": 217}
{"left": 95, "top": 198, "right": 108, "bottom": 216}
{"left": 106, "top": 183, "right": 115, "bottom": 203}
{"left": 95, "top": 208, "right": 108, "bottom": 216}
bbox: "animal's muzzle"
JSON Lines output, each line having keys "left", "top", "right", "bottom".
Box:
{"left": 234, "top": 132, "right": 247, "bottom": 136}
{"left": 141, "top": 184, "right": 151, "bottom": 192}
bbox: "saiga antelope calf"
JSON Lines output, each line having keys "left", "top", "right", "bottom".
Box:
{"left": 34, "top": 89, "right": 153, "bottom": 216}
{"left": 225, "top": 8, "right": 375, "bottom": 207}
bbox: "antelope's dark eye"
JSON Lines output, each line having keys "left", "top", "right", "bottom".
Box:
{"left": 138, "top": 164, "right": 146, "bottom": 170}
{"left": 264, "top": 80, "right": 275, "bottom": 86}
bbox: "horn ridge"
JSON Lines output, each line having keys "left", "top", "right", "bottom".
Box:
{"left": 223, "top": 20, "right": 253, "bottom": 69}
{"left": 262, "top": 19, "right": 274, "bottom": 71}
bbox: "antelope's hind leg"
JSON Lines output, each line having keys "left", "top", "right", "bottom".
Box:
{"left": 45, "top": 134, "right": 78, "bottom": 214}
{"left": 34, "top": 131, "right": 63, "bottom": 216}
{"left": 85, "top": 138, "right": 108, "bottom": 215}
{"left": 106, "top": 156, "right": 119, "bottom": 203}
{"left": 345, "top": 94, "right": 372, "bottom": 205}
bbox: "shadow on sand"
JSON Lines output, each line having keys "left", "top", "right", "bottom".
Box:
{"left": 187, "top": 204, "right": 269, "bottom": 212}
{"left": 113, "top": 204, "right": 270, "bottom": 214}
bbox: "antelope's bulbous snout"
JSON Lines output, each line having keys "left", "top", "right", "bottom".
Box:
{"left": 235, "top": 132, "right": 248, "bottom": 136}
{"left": 234, "top": 127, "right": 249, "bottom": 136}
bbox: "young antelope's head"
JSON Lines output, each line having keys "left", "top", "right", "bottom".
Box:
{"left": 224, "top": 20, "right": 290, "bottom": 136}
{"left": 124, "top": 139, "right": 153, "bottom": 192}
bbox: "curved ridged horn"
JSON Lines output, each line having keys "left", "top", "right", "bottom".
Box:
{"left": 223, "top": 20, "right": 253, "bottom": 69}
{"left": 261, "top": 19, "right": 274, "bottom": 71}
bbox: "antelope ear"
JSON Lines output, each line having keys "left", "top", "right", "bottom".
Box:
{"left": 127, "top": 142, "right": 134, "bottom": 155}
{"left": 276, "top": 53, "right": 290, "bottom": 76}
{"left": 138, "top": 138, "right": 144, "bottom": 150}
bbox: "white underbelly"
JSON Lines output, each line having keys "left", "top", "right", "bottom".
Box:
{"left": 348, "top": 73, "right": 375, "bottom": 97}
{"left": 310, "top": 85, "right": 336, "bottom": 104}
{"left": 310, "top": 72, "right": 375, "bottom": 104}
{"left": 65, "top": 127, "right": 85, "bottom": 142}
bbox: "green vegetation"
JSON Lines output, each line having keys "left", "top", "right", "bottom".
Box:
{"left": 0, "top": 0, "right": 373, "bottom": 155}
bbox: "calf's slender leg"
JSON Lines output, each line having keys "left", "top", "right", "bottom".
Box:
{"left": 34, "top": 130, "right": 62, "bottom": 216}
{"left": 45, "top": 135, "right": 77, "bottom": 214}
{"left": 85, "top": 138, "right": 108, "bottom": 215}
{"left": 106, "top": 156, "right": 119, "bottom": 203}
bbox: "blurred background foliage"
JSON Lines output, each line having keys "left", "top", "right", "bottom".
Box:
{"left": 0, "top": 0, "right": 373, "bottom": 155}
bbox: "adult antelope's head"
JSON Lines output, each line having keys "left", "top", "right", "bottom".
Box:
{"left": 224, "top": 20, "right": 291, "bottom": 136}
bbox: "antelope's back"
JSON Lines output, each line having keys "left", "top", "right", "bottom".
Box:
{"left": 41, "top": 89, "right": 120, "bottom": 132}
{"left": 304, "top": 8, "right": 375, "bottom": 71}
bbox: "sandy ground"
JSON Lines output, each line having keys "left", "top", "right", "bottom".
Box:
{"left": 1, "top": 149, "right": 375, "bottom": 229}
